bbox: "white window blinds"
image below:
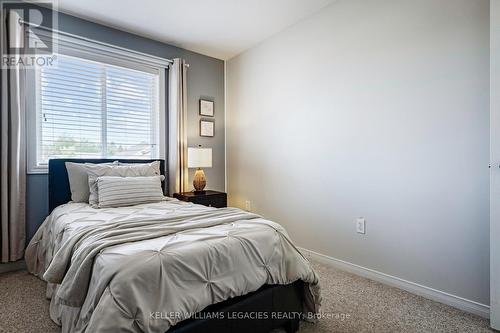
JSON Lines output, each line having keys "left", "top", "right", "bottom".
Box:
{"left": 38, "top": 54, "right": 159, "bottom": 164}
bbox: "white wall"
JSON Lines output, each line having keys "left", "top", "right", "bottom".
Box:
{"left": 490, "top": 0, "right": 500, "bottom": 327}
{"left": 227, "top": 0, "right": 490, "bottom": 306}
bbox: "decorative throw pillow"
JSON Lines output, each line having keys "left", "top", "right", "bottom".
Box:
{"left": 65, "top": 161, "right": 117, "bottom": 202}
{"left": 96, "top": 175, "right": 165, "bottom": 208}
{"left": 88, "top": 161, "right": 161, "bottom": 207}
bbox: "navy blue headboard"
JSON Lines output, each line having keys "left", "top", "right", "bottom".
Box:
{"left": 48, "top": 159, "right": 166, "bottom": 213}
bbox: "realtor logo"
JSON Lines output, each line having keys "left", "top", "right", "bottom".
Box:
{"left": 1, "top": 0, "right": 58, "bottom": 68}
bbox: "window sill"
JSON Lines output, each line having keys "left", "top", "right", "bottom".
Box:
{"left": 27, "top": 166, "right": 48, "bottom": 175}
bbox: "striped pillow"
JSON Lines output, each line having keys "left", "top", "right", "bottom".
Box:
{"left": 88, "top": 161, "right": 161, "bottom": 207}
{"left": 96, "top": 175, "right": 165, "bottom": 208}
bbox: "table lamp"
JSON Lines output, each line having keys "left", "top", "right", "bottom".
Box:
{"left": 188, "top": 146, "right": 212, "bottom": 193}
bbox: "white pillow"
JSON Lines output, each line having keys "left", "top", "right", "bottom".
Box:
{"left": 116, "top": 161, "right": 162, "bottom": 166}
{"left": 96, "top": 175, "right": 165, "bottom": 208}
{"left": 65, "top": 162, "right": 117, "bottom": 202}
{"left": 88, "top": 161, "right": 161, "bottom": 207}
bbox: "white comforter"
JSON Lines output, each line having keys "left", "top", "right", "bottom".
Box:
{"left": 25, "top": 199, "right": 321, "bottom": 333}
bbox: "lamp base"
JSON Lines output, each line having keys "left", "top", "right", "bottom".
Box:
{"left": 193, "top": 168, "right": 207, "bottom": 192}
{"left": 193, "top": 190, "right": 206, "bottom": 195}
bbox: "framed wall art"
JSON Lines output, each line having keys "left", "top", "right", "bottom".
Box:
{"left": 200, "top": 119, "right": 215, "bottom": 137}
{"left": 200, "top": 99, "right": 214, "bottom": 117}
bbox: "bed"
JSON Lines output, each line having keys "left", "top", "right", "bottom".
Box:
{"left": 25, "top": 159, "right": 321, "bottom": 333}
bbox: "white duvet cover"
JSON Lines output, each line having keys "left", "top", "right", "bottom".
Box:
{"left": 25, "top": 199, "right": 321, "bottom": 333}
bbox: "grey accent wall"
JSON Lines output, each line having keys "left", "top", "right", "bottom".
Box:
{"left": 227, "top": 0, "right": 490, "bottom": 305}
{"left": 26, "top": 11, "right": 225, "bottom": 240}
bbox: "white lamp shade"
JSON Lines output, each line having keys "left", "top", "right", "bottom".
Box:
{"left": 188, "top": 147, "right": 212, "bottom": 168}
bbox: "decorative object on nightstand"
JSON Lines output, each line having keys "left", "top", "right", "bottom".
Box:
{"left": 188, "top": 146, "right": 212, "bottom": 193}
{"left": 173, "top": 190, "right": 227, "bottom": 208}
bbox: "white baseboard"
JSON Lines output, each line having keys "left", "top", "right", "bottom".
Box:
{"left": 298, "top": 247, "right": 490, "bottom": 319}
{"left": 0, "top": 259, "right": 26, "bottom": 274}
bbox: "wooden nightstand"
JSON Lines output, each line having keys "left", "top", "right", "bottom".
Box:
{"left": 173, "top": 190, "right": 227, "bottom": 208}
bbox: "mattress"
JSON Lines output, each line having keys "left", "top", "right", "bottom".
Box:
{"left": 25, "top": 199, "right": 321, "bottom": 333}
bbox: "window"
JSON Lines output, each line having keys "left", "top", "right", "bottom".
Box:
{"left": 26, "top": 32, "right": 169, "bottom": 174}
{"left": 35, "top": 53, "right": 160, "bottom": 166}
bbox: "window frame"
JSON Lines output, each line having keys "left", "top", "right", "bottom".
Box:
{"left": 26, "top": 33, "right": 167, "bottom": 174}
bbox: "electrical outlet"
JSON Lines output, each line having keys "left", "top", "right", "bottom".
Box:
{"left": 356, "top": 218, "right": 366, "bottom": 234}
{"left": 245, "top": 200, "right": 252, "bottom": 212}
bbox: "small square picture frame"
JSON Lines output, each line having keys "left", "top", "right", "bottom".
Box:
{"left": 199, "top": 99, "right": 214, "bottom": 117}
{"left": 200, "top": 119, "right": 215, "bottom": 137}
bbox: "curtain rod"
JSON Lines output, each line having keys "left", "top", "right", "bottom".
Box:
{"left": 18, "top": 19, "right": 184, "bottom": 66}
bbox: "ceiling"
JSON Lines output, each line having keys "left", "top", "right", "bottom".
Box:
{"left": 56, "top": 0, "right": 335, "bottom": 60}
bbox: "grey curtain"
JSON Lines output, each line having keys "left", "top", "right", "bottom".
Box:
{"left": 168, "top": 58, "right": 189, "bottom": 195}
{"left": 1, "top": 10, "right": 27, "bottom": 262}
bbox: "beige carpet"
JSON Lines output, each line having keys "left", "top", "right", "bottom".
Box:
{"left": 0, "top": 260, "right": 495, "bottom": 333}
